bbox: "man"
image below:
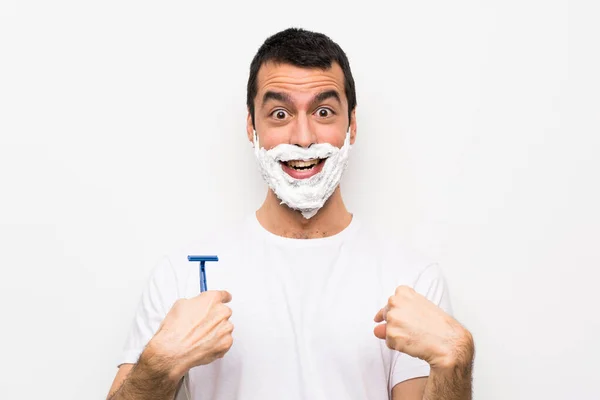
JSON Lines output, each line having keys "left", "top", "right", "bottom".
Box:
{"left": 107, "top": 28, "right": 474, "bottom": 400}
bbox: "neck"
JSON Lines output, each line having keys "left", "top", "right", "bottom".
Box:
{"left": 256, "top": 187, "right": 352, "bottom": 239}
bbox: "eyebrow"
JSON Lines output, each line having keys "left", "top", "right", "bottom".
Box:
{"left": 262, "top": 91, "right": 293, "bottom": 106}
{"left": 310, "top": 90, "right": 341, "bottom": 108}
{"left": 261, "top": 89, "right": 342, "bottom": 109}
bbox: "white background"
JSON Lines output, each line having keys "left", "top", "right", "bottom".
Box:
{"left": 1, "top": 1, "right": 599, "bottom": 399}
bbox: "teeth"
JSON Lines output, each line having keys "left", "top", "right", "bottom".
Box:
{"left": 286, "top": 159, "right": 319, "bottom": 168}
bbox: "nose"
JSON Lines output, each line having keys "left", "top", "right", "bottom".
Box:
{"left": 290, "top": 115, "right": 316, "bottom": 148}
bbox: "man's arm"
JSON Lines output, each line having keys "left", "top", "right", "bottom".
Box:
{"left": 391, "top": 355, "right": 473, "bottom": 400}
{"left": 106, "top": 349, "right": 181, "bottom": 400}
{"left": 107, "top": 290, "right": 234, "bottom": 400}
{"left": 375, "top": 286, "right": 474, "bottom": 400}
{"left": 421, "top": 357, "right": 473, "bottom": 400}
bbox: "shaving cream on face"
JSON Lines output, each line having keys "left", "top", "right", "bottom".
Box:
{"left": 252, "top": 130, "right": 352, "bottom": 219}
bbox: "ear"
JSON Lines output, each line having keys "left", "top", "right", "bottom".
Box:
{"left": 246, "top": 110, "right": 255, "bottom": 144}
{"left": 349, "top": 108, "right": 357, "bottom": 145}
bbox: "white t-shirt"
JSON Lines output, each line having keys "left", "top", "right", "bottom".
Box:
{"left": 119, "top": 214, "right": 453, "bottom": 399}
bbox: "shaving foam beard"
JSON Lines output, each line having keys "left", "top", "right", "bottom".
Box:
{"left": 253, "top": 130, "right": 352, "bottom": 219}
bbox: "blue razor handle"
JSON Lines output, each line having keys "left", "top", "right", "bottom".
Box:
{"left": 187, "top": 255, "right": 219, "bottom": 292}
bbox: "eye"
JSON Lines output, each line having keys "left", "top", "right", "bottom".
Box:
{"left": 315, "top": 107, "right": 334, "bottom": 118}
{"left": 271, "top": 109, "right": 289, "bottom": 120}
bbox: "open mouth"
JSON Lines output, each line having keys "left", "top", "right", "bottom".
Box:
{"left": 280, "top": 158, "right": 326, "bottom": 179}
{"left": 281, "top": 158, "right": 324, "bottom": 170}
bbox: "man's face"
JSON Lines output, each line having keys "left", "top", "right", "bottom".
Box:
{"left": 247, "top": 62, "right": 356, "bottom": 179}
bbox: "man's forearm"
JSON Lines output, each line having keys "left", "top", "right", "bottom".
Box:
{"left": 107, "top": 356, "right": 180, "bottom": 400}
{"left": 423, "top": 359, "right": 473, "bottom": 400}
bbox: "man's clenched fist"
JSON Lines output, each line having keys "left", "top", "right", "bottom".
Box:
{"left": 374, "top": 286, "right": 473, "bottom": 369}
{"left": 142, "top": 290, "right": 234, "bottom": 382}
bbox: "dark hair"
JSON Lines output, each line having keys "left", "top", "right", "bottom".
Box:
{"left": 246, "top": 28, "right": 356, "bottom": 128}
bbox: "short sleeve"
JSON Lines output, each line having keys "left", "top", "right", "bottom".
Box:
{"left": 118, "top": 256, "right": 180, "bottom": 366}
{"left": 389, "top": 263, "right": 453, "bottom": 393}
